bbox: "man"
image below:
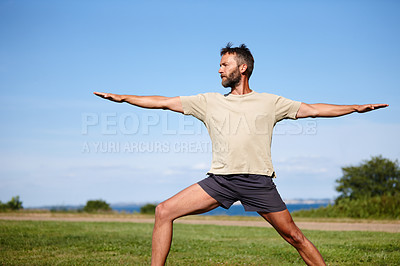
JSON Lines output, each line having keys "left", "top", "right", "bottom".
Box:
{"left": 94, "top": 43, "right": 388, "bottom": 266}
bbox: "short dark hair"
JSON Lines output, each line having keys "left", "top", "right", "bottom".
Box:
{"left": 220, "top": 42, "right": 254, "bottom": 78}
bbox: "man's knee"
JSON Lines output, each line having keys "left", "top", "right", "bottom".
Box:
{"left": 155, "top": 201, "right": 173, "bottom": 222}
{"left": 286, "top": 229, "right": 306, "bottom": 247}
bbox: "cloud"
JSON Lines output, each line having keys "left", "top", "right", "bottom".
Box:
{"left": 191, "top": 162, "right": 210, "bottom": 170}
{"left": 274, "top": 155, "right": 332, "bottom": 175}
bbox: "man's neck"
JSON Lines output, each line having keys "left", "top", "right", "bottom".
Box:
{"left": 229, "top": 77, "right": 252, "bottom": 95}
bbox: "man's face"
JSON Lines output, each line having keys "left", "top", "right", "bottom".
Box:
{"left": 219, "top": 53, "right": 241, "bottom": 88}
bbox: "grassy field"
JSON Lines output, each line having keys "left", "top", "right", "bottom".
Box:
{"left": 1, "top": 219, "right": 399, "bottom": 265}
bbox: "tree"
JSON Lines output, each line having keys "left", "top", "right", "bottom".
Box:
{"left": 7, "top": 196, "right": 23, "bottom": 210}
{"left": 0, "top": 196, "right": 23, "bottom": 211}
{"left": 0, "top": 201, "right": 7, "bottom": 211}
{"left": 335, "top": 155, "right": 400, "bottom": 201}
{"left": 140, "top": 203, "right": 157, "bottom": 214}
{"left": 83, "top": 199, "right": 111, "bottom": 213}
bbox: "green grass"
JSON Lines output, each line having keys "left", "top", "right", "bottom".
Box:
{"left": 1, "top": 220, "right": 399, "bottom": 265}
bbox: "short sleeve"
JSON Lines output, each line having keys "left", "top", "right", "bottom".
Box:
{"left": 274, "top": 96, "right": 302, "bottom": 123}
{"left": 180, "top": 94, "right": 207, "bottom": 121}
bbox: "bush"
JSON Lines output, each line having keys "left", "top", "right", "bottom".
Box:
{"left": 140, "top": 203, "right": 157, "bottom": 214}
{"left": 7, "top": 196, "right": 23, "bottom": 210}
{"left": 292, "top": 195, "right": 400, "bottom": 219}
{"left": 0, "top": 201, "right": 7, "bottom": 211}
{"left": 0, "top": 196, "right": 23, "bottom": 211}
{"left": 83, "top": 199, "right": 111, "bottom": 213}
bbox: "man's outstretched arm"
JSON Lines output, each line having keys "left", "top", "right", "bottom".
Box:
{"left": 296, "top": 103, "right": 388, "bottom": 118}
{"left": 93, "top": 92, "right": 184, "bottom": 113}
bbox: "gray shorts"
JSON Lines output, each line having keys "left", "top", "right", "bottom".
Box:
{"left": 198, "top": 173, "right": 287, "bottom": 213}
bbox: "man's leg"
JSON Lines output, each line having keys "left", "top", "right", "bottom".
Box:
{"left": 258, "top": 209, "right": 326, "bottom": 266}
{"left": 151, "top": 183, "right": 220, "bottom": 266}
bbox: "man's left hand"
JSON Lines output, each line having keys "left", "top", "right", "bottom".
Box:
{"left": 356, "top": 103, "right": 389, "bottom": 113}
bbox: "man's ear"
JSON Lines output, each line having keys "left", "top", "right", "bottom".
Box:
{"left": 240, "top": 64, "right": 248, "bottom": 74}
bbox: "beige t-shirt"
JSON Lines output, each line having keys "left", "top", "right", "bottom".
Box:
{"left": 180, "top": 91, "right": 301, "bottom": 176}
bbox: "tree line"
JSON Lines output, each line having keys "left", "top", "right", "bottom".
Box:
{"left": 3, "top": 155, "right": 398, "bottom": 218}
{"left": 80, "top": 201, "right": 156, "bottom": 214}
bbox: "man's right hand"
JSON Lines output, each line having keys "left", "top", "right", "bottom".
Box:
{"left": 93, "top": 92, "right": 184, "bottom": 113}
{"left": 94, "top": 92, "right": 124, "bottom": 103}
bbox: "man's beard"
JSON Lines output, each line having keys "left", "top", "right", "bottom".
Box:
{"left": 221, "top": 69, "right": 241, "bottom": 88}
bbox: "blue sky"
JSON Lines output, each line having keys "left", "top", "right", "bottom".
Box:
{"left": 1, "top": 0, "right": 399, "bottom": 207}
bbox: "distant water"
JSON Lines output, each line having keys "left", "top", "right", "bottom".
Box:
{"left": 202, "top": 203, "right": 328, "bottom": 216}
{"left": 112, "top": 203, "right": 328, "bottom": 216}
